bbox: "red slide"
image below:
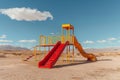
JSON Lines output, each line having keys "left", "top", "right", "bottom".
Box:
{"left": 38, "top": 41, "right": 69, "bottom": 68}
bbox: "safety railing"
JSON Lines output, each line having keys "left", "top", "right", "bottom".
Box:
{"left": 40, "top": 35, "right": 75, "bottom": 45}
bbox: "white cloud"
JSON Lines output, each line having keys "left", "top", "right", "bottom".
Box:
{"left": 97, "top": 40, "right": 106, "bottom": 43}
{"left": 0, "top": 7, "right": 53, "bottom": 21}
{"left": 0, "top": 40, "right": 13, "bottom": 43}
{"left": 83, "top": 40, "right": 94, "bottom": 44}
{"left": 18, "top": 40, "right": 36, "bottom": 43}
{"left": 0, "top": 34, "right": 7, "bottom": 39}
{"left": 108, "top": 38, "right": 117, "bottom": 41}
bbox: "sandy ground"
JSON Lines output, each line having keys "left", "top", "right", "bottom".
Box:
{"left": 0, "top": 54, "right": 120, "bottom": 80}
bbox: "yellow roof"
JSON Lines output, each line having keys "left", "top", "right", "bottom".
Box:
{"left": 62, "top": 24, "right": 74, "bottom": 30}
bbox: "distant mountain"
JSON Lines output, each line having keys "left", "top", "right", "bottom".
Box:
{"left": 84, "top": 47, "right": 120, "bottom": 53}
{"left": 0, "top": 45, "right": 29, "bottom": 50}
{"left": 1, "top": 45, "right": 120, "bottom": 52}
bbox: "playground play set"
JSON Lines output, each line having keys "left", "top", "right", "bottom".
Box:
{"left": 24, "top": 24, "right": 97, "bottom": 68}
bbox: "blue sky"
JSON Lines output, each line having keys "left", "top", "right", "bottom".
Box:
{"left": 0, "top": 0, "right": 120, "bottom": 48}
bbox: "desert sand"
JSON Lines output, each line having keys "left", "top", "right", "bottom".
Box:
{"left": 0, "top": 52, "right": 120, "bottom": 80}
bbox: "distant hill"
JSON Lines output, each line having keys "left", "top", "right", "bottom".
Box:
{"left": 0, "top": 45, "right": 120, "bottom": 53}
{"left": 85, "top": 47, "right": 120, "bottom": 53}
{"left": 0, "top": 45, "right": 29, "bottom": 50}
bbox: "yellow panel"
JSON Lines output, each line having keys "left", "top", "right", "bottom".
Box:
{"left": 62, "top": 24, "right": 74, "bottom": 30}
{"left": 62, "top": 24, "right": 71, "bottom": 28}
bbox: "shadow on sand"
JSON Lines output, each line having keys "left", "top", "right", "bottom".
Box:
{"left": 97, "top": 59, "right": 112, "bottom": 61}
{"left": 54, "top": 59, "right": 112, "bottom": 68}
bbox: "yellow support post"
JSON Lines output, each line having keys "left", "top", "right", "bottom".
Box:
{"left": 72, "top": 45, "right": 75, "bottom": 62}
{"left": 38, "top": 46, "right": 41, "bottom": 60}
{"left": 66, "top": 45, "right": 70, "bottom": 63}
{"left": 48, "top": 36, "right": 52, "bottom": 45}
{"left": 61, "top": 28, "right": 65, "bottom": 43}
{"left": 44, "top": 47, "right": 46, "bottom": 56}
{"left": 68, "top": 29, "right": 70, "bottom": 42}
{"left": 61, "top": 35, "right": 65, "bottom": 43}
{"left": 66, "top": 46, "right": 68, "bottom": 62}
{"left": 33, "top": 47, "right": 37, "bottom": 61}
{"left": 62, "top": 53, "right": 65, "bottom": 62}
{"left": 68, "top": 45, "right": 71, "bottom": 62}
